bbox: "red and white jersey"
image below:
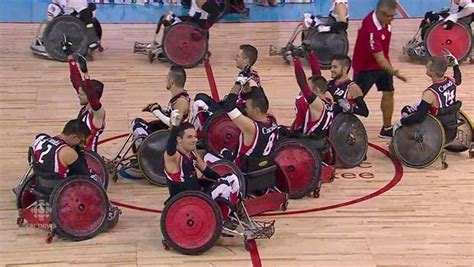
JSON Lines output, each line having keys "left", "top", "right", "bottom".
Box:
{"left": 234, "top": 115, "right": 279, "bottom": 169}
{"left": 165, "top": 90, "right": 191, "bottom": 123}
{"left": 32, "top": 134, "right": 69, "bottom": 178}
{"left": 77, "top": 106, "right": 105, "bottom": 152}
{"left": 294, "top": 96, "right": 334, "bottom": 136}
{"left": 164, "top": 150, "right": 201, "bottom": 197}
{"left": 237, "top": 70, "right": 262, "bottom": 106}
{"left": 327, "top": 78, "right": 356, "bottom": 107}
{"left": 426, "top": 76, "right": 457, "bottom": 115}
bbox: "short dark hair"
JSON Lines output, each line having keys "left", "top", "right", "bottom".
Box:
{"left": 240, "top": 44, "right": 258, "bottom": 66}
{"left": 80, "top": 79, "right": 104, "bottom": 99}
{"left": 169, "top": 65, "right": 187, "bottom": 87}
{"left": 309, "top": 76, "right": 328, "bottom": 93}
{"left": 428, "top": 57, "right": 448, "bottom": 77}
{"left": 376, "top": 0, "right": 398, "bottom": 10}
{"left": 247, "top": 86, "right": 269, "bottom": 113}
{"left": 62, "top": 119, "right": 91, "bottom": 139}
{"left": 176, "top": 122, "right": 195, "bottom": 138}
{"left": 332, "top": 54, "right": 352, "bottom": 73}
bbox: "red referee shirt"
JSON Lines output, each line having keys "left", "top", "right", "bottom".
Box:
{"left": 352, "top": 11, "right": 392, "bottom": 73}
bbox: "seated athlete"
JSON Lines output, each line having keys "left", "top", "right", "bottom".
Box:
{"left": 328, "top": 54, "right": 369, "bottom": 117}
{"left": 20, "top": 119, "right": 119, "bottom": 224}
{"left": 121, "top": 66, "right": 190, "bottom": 179}
{"left": 131, "top": 65, "right": 190, "bottom": 151}
{"left": 164, "top": 113, "right": 240, "bottom": 229}
{"left": 290, "top": 48, "right": 334, "bottom": 139}
{"left": 192, "top": 44, "right": 261, "bottom": 137}
{"left": 63, "top": 39, "right": 105, "bottom": 152}
{"left": 42, "top": 0, "right": 101, "bottom": 49}
{"left": 420, "top": 0, "right": 473, "bottom": 36}
{"left": 218, "top": 81, "right": 279, "bottom": 170}
{"left": 303, "top": 0, "right": 349, "bottom": 33}
{"left": 393, "top": 51, "right": 462, "bottom": 141}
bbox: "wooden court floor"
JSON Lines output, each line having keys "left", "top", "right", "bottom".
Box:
{"left": 0, "top": 19, "right": 473, "bottom": 266}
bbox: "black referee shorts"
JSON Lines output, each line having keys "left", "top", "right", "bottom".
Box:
{"left": 353, "top": 70, "right": 394, "bottom": 96}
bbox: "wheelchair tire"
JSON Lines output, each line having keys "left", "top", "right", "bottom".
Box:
{"left": 273, "top": 140, "right": 322, "bottom": 199}
{"left": 50, "top": 176, "right": 109, "bottom": 241}
{"left": 161, "top": 191, "right": 223, "bottom": 255}
{"left": 83, "top": 150, "right": 109, "bottom": 190}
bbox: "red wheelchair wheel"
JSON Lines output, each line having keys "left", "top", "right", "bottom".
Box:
{"left": 161, "top": 191, "right": 222, "bottom": 255}
{"left": 425, "top": 21, "right": 472, "bottom": 62}
{"left": 83, "top": 150, "right": 109, "bottom": 190}
{"left": 202, "top": 111, "right": 241, "bottom": 157}
{"left": 273, "top": 140, "right": 322, "bottom": 199}
{"left": 50, "top": 176, "right": 109, "bottom": 241}
{"left": 16, "top": 174, "right": 37, "bottom": 209}
{"left": 162, "top": 22, "right": 209, "bottom": 68}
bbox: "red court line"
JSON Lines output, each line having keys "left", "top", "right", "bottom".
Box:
{"left": 104, "top": 134, "right": 403, "bottom": 267}
{"left": 105, "top": 133, "right": 403, "bottom": 216}
{"left": 259, "top": 142, "right": 404, "bottom": 216}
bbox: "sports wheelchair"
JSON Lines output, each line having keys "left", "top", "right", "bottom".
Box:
{"left": 133, "top": 19, "right": 209, "bottom": 68}
{"left": 15, "top": 149, "right": 119, "bottom": 243}
{"left": 390, "top": 102, "right": 473, "bottom": 169}
{"left": 269, "top": 17, "right": 349, "bottom": 69}
{"left": 107, "top": 129, "right": 170, "bottom": 186}
{"left": 327, "top": 113, "right": 368, "bottom": 168}
{"left": 202, "top": 111, "right": 323, "bottom": 200}
{"left": 403, "top": 19, "right": 472, "bottom": 63}
{"left": 160, "top": 160, "right": 276, "bottom": 256}
{"left": 31, "top": 15, "right": 102, "bottom": 62}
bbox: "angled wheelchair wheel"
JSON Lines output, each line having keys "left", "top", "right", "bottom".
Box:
{"left": 137, "top": 130, "right": 170, "bottom": 186}
{"left": 445, "top": 110, "right": 473, "bottom": 152}
{"left": 329, "top": 113, "right": 368, "bottom": 168}
{"left": 273, "top": 140, "right": 322, "bottom": 199}
{"left": 162, "top": 22, "right": 208, "bottom": 68}
{"left": 161, "top": 191, "right": 223, "bottom": 255}
{"left": 83, "top": 150, "right": 109, "bottom": 190}
{"left": 50, "top": 176, "right": 109, "bottom": 241}
{"left": 16, "top": 174, "right": 37, "bottom": 209}
{"left": 305, "top": 27, "right": 349, "bottom": 69}
{"left": 425, "top": 21, "right": 472, "bottom": 63}
{"left": 43, "top": 16, "right": 89, "bottom": 62}
{"left": 213, "top": 0, "right": 231, "bottom": 21}
{"left": 208, "top": 159, "right": 246, "bottom": 198}
{"left": 392, "top": 114, "right": 445, "bottom": 168}
{"left": 202, "top": 111, "right": 241, "bottom": 157}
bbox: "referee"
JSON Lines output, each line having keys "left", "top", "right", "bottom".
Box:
{"left": 352, "top": 0, "right": 407, "bottom": 138}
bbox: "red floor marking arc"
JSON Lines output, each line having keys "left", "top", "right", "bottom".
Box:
{"left": 103, "top": 134, "right": 404, "bottom": 216}
{"left": 101, "top": 133, "right": 404, "bottom": 267}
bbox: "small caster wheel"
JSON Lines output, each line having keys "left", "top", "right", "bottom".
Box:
{"left": 442, "top": 162, "right": 448, "bottom": 169}
{"left": 281, "top": 201, "right": 288, "bottom": 211}
{"left": 244, "top": 240, "right": 251, "bottom": 251}
{"left": 313, "top": 189, "right": 320, "bottom": 198}
{"left": 162, "top": 239, "right": 170, "bottom": 251}
{"left": 98, "top": 45, "right": 104, "bottom": 53}
{"left": 46, "top": 234, "right": 53, "bottom": 244}
{"left": 469, "top": 151, "right": 474, "bottom": 159}
{"left": 148, "top": 52, "right": 155, "bottom": 63}
{"left": 328, "top": 176, "right": 335, "bottom": 183}
{"left": 112, "top": 173, "right": 118, "bottom": 183}
{"left": 17, "top": 217, "right": 24, "bottom": 226}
